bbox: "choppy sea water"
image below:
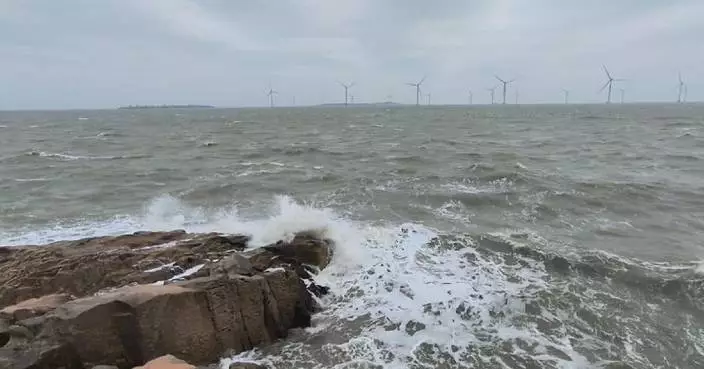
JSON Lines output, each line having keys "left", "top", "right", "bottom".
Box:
{"left": 1, "top": 104, "right": 703, "bottom": 368}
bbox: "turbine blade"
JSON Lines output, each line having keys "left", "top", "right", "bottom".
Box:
{"left": 406, "top": 83, "right": 416, "bottom": 86}
{"left": 494, "top": 75, "right": 505, "bottom": 83}
{"left": 418, "top": 76, "right": 426, "bottom": 85}
{"left": 603, "top": 65, "right": 612, "bottom": 80}
{"left": 599, "top": 80, "right": 610, "bottom": 92}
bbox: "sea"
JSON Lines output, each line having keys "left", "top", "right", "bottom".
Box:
{"left": 1, "top": 104, "right": 703, "bottom": 369}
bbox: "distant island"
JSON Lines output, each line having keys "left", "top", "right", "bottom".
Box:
{"left": 118, "top": 104, "right": 215, "bottom": 109}
{"left": 317, "top": 101, "right": 403, "bottom": 107}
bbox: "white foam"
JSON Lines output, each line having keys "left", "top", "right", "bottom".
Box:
{"left": 144, "top": 262, "right": 176, "bottom": 273}
{"left": 169, "top": 264, "right": 205, "bottom": 281}
{"left": 695, "top": 261, "right": 704, "bottom": 275}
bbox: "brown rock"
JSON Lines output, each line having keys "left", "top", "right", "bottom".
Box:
{"left": 41, "top": 284, "right": 220, "bottom": 367}
{"left": 246, "top": 231, "right": 333, "bottom": 273}
{"left": 0, "top": 293, "right": 73, "bottom": 322}
{"left": 0, "top": 339, "right": 83, "bottom": 369}
{"left": 209, "top": 254, "right": 254, "bottom": 277}
{"left": 92, "top": 366, "right": 120, "bottom": 369}
{"left": 134, "top": 354, "right": 195, "bottom": 369}
{"left": 0, "top": 232, "right": 250, "bottom": 307}
{"left": 0, "top": 230, "right": 331, "bottom": 368}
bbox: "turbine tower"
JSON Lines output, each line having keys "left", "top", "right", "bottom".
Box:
{"left": 339, "top": 82, "right": 355, "bottom": 107}
{"left": 678, "top": 73, "right": 685, "bottom": 103}
{"left": 468, "top": 90, "right": 473, "bottom": 105}
{"left": 426, "top": 93, "right": 431, "bottom": 105}
{"left": 600, "top": 65, "right": 623, "bottom": 104}
{"left": 487, "top": 86, "right": 498, "bottom": 105}
{"left": 495, "top": 75, "right": 515, "bottom": 104}
{"left": 620, "top": 88, "right": 625, "bottom": 104}
{"left": 562, "top": 89, "right": 570, "bottom": 104}
{"left": 267, "top": 85, "right": 278, "bottom": 108}
{"left": 684, "top": 85, "right": 688, "bottom": 103}
{"left": 406, "top": 76, "right": 426, "bottom": 106}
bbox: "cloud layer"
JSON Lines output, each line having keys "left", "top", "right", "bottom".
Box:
{"left": 0, "top": 0, "right": 702, "bottom": 109}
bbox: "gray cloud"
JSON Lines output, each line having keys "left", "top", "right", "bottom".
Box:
{"left": 0, "top": 0, "right": 702, "bottom": 109}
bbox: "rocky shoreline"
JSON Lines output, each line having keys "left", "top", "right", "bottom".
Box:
{"left": 0, "top": 230, "right": 333, "bottom": 369}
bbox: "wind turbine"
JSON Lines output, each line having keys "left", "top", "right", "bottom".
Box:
{"left": 678, "top": 73, "right": 685, "bottom": 103}
{"left": 468, "top": 90, "right": 473, "bottom": 105}
{"left": 600, "top": 65, "right": 623, "bottom": 104}
{"left": 620, "top": 88, "right": 625, "bottom": 104}
{"left": 426, "top": 93, "right": 431, "bottom": 105}
{"left": 487, "top": 86, "right": 498, "bottom": 105}
{"left": 267, "top": 85, "right": 278, "bottom": 108}
{"left": 562, "top": 89, "right": 570, "bottom": 104}
{"left": 495, "top": 75, "right": 515, "bottom": 104}
{"left": 514, "top": 89, "right": 519, "bottom": 105}
{"left": 339, "top": 82, "right": 355, "bottom": 107}
{"left": 406, "top": 76, "right": 426, "bottom": 106}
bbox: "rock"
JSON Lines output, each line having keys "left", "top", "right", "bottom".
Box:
{"left": 0, "top": 293, "right": 73, "bottom": 322}
{"left": 177, "top": 268, "right": 313, "bottom": 352}
{"left": 229, "top": 363, "right": 266, "bottom": 369}
{"left": 134, "top": 355, "right": 195, "bottom": 369}
{"left": 40, "top": 284, "right": 220, "bottom": 367}
{"left": 208, "top": 254, "right": 254, "bottom": 277}
{"left": 250, "top": 231, "right": 333, "bottom": 271}
{"left": 0, "top": 232, "right": 250, "bottom": 306}
{"left": 0, "top": 339, "right": 83, "bottom": 369}
{"left": 92, "top": 366, "right": 119, "bottom": 369}
{"left": 0, "top": 230, "right": 332, "bottom": 368}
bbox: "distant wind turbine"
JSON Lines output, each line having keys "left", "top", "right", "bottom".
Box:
{"left": 267, "top": 85, "right": 278, "bottom": 108}
{"left": 487, "top": 86, "right": 498, "bottom": 105}
{"left": 426, "top": 93, "right": 431, "bottom": 105}
{"left": 514, "top": 90, "right": 519, "bottom": 105}
{"left": 406, "top": 76, "right": 426, "bottom": 106}
{"left": 562, "top": 89, "right": 570, "bottom": 104}
{"left": 678, "top": 73, "right": 685, "bottom": 103}
{"left": 468, "top": 90, "right": 473, "bottom": 105}
{"left": 495, "top": 75, "right": 515, "bottom": 104}
{"left": 339, "top": 82, "right": 355, "bottom": 107}
{"left": 620, "top": 88, "right": 625, "bottom": 104}
{"left": 600, "top": 65, "right": 624, "bottom": 104}
{"left": 350, "top": 94, "right": 355, "bottom": 104}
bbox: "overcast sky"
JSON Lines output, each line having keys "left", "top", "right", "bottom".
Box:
{"left": 0, "top": 0, "right": 702, "bottom": 110}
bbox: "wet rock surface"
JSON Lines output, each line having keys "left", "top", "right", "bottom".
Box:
{"left": 0, "top": 230, "right": 332, "bottom": 369}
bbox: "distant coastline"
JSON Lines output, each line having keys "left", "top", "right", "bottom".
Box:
{"left": 117, "top": 104, "right": 215, "bottom": 110}
{"left": 317, "top": 101, "right": 402, "bottom": 107}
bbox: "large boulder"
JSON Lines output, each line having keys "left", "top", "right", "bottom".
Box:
{"left": 38, "top": 284, "right": 220, "bottom": 367}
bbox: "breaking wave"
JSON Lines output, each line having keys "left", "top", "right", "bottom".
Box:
{"left": 1, "top": 195, "right": 702, "bottom": 368}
